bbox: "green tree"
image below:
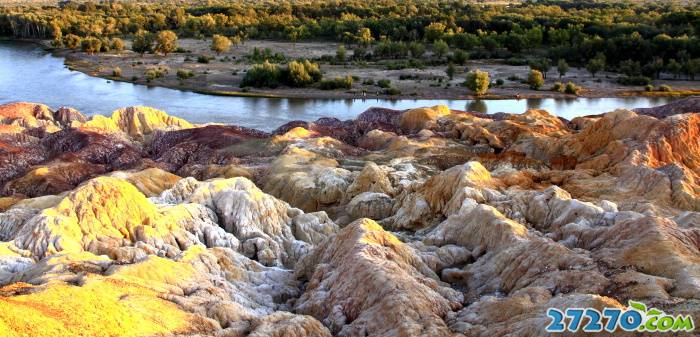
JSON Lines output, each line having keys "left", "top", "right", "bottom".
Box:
{"left": 465, "top": 69, "right": 490, "bottom": 95}
{"left": 684, "top": 58, "right": 700, "bottom": 80}
{"left": 557, "top": 59, "right": 569, "bottom": 78}
{"left": 408, "top": 42, "right": 425, "bottom": 58}
{"left": 80, "top": 37, "right": 102, "bottom": 54}
{"left": 644, "top": 57, "right": 664, "bottom": 79}
{"left": 446, "top": 63, "right": 455, "bottom": 80}
{"left": 527, "top": 69, "right": 545, "bottom": 90}
{"left": 336, "top": 45, "right": 346, "bottom": 62}
{"left": 529, "top": 58, "right": 551, "bottom": 79}
{"left": 666, "top": 59, "right": 682, "bottom": 79}
{"left": 451, "top": 49, "right": 469, "bottom": 65}
{"left": 154, "top": 30, "right": 178, "bottom": 56}
{"left": 619, "top": 59, "right": 641, "bottom": 76}
{"left": 132, "top": 30, "right": 153, "bottom": 56}
{"left": 241, "top": 61, "right": 281, "bottom": 88}
{"left": 586, "top": 53, "right": 606, "bottom": 78}
{"left": 211, "top": 34, "right": 231, "bottom": 55}
{"left": 433, "top": 40, "right": 449, "bottom": 60}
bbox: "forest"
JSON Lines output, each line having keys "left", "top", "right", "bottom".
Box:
{"left": 1, "top": 0, "right": 699, "bottom": 82}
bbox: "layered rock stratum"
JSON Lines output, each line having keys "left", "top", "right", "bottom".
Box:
{"left": 0, "top": 98, "right": 699, "bottom": 336}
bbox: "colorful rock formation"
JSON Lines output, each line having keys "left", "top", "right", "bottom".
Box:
{"left": 0, "top": 100, "right": 698, "bottom": 336}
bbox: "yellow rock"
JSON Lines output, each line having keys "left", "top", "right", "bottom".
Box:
{"left": 399, "top": 105, "right": 450, "bottom": 133}
{"left": 80, "top": 106, "right": 193, "bottom": 140}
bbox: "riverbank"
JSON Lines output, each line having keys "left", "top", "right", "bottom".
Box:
{"left": 43, "top": 39, "right": 700, "bottom": 100}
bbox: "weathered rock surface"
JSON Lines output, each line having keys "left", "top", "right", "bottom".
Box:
{"left": 1, "top": 101, "right": 699, "bottom": 336}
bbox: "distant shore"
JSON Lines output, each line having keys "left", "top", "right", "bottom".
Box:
{"left": 37, "top": 39, "right": 700, "bottom": 101}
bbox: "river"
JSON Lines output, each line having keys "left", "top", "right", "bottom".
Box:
{"left": 0, "top": 41, "right": 679, "bottom": 131}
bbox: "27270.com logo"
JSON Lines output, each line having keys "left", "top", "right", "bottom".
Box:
{"left": 546, "top": 301, "right": 695, "bottom": 333}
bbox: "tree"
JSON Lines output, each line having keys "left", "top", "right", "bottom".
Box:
{"left": 465, "top": 70, "right": 490, "bottom": 95}
{"left": 557, "top": 59, "right": 569, "bottom": 78}
{"left": 425, "top": 22, "right": 447, "bottom": 42}
{"left": 527, "top": 69, "right": 545, "bottom": 90}
{"left": 433, "top": 40, "right": 449, "bottom": 59}
{"left": 446, "top": 63, "right": 455, "bottom": 80}
{"left": 80, "top": 37, "right": 102, "bottom": 54}
{"left": 336, "top": 45, "right": 346, "bottom": 62}
{"left": 64, "top": 34, "right": 81, "bottom": 49}
{"left": 50, "top": 20, "right": 62, "bottom": 47}
{"left": 643, "top": 57, "right": 664, "bottom": 79}
{"left": 684, "top": 58, "right": 700, "bottom": 80}
{"left": 451, "top": 50, "right": 469, "bottom": 65}
{"left": 529, "top": 58, "right": 551, "bottom": 79}
{"left": 356, "top": 27, "right": 374, "bottom": 46}
{"left": 586, "top": 53, "right": 606, "bottom": 78}
{"left": 408, "top": 42, "right": 425, "bottom": 58}
{"left": 132, "top": 30, "right": 153, "bottom": 56}
{"left": 211, "top": 34, "right": 231, "bottom": 55}
{"left": 241, "top": 61, "right": 281, "bottom": 88}
{"left": 284, "top": 60, "right": 321, "bottom": 87}
{"left": 619, "top": 59, "right": 641, "bottom": 76}
{"left": 111, "top": 38, "right": 125, "bottom": 52}
{"left": 154, "top": 30, "right": 178, "bottom": 56}
{"left": 666, "top": 59, "right": 682, "bottom": 79}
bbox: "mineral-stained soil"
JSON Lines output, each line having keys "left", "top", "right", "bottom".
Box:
{"left": 0, "top": 98, "right": 699, "bottom": 336}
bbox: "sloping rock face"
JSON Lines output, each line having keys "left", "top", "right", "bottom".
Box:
{"left": 1, "top": 101, "right": 699, "bottom": 336}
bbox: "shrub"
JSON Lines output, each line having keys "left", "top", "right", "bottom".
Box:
{"left": 177, "top": 69, "right": 194, "bottom": 80}
{"left": 80, "top": 37, "right": 101, "bottom": 54}
{"left": 197, "top": 55, "right": 211, "bottom": 63}
{"left": 384, "top": 87, "right": 401, "bottom": 95}
{"left": 504, "top": 57, "right": 528, "bottom": 66}
{"left": 111, "top": 38, "right": 125, "bottom": 52}
{"left": 112, "top": 66, "right": 122, "bottom": 77}
{"left": 154, "top": 30, "right": 178, "bottom": 56}
{"left": 645, "top": 84, "right": 654, "bottom": 92}
{"left": 132, "top": 30, "right": 153, "bottom": 55}
{"left": 211, "top": 34, "right": 232, "bottom": 55}
{"left": 658, "top": 84, "right": 672, "bottom": 92}
{"left": 64, "top": 34, "right": 81, "bottom": 49}
{"left": 507, "top": 75, "right": 522, "bottom": 81}
{"left": 550, "top": 81, "right": 564, "bottom": 92}
{"left": 564, "top": 81, "right": 581, "bottom": 95}
{"left": 241, "top": 61, "right": 281, "bottom": 88}
{"left": 451, "top": 49, "right": 469, "bottom": 65}
{"left": 336, "top": 44, "right": 347, "bottom": 62}
{"left": 495, "top": 78, "right": 504, "bottom": 86}
{"left": 145, "top": 68, "right": 166, "bottom": 82}
{"left": 408, "top": 42, "right": 425, "bottom": 58}
{"left": 618, "top": 76, "right": 652, "bottom": 86}
{"left": 362, "top": 78, "right": 375, "bottom": 85}
{"left": 527, "top": 69, "right": 545, "bottom": 90}
{"left": 377, "top": 79, "right": 391, "bottom": 88}
{"left": 319, "top": 75, "right": 353, "bottom": 90}
{"left": 283, "top": 60, "right": 321, "bottom": 87}
{"left": 465, "top": 69, "right": 490, "bottom": 95}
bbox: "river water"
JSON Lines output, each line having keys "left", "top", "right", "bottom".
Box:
{"left": 0, "top": 41, "right": 679, "bottom": 131}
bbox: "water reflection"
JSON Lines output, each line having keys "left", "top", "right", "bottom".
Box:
{"left": 0, "top": 41, "right": 682, "bottom": 132}
{"left": 466, "top": 100, "right": 487, "bottom": 113}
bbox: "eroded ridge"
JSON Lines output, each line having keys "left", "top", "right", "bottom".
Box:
{"left": 0, "top": 98, "right": 699, "bottom": 336}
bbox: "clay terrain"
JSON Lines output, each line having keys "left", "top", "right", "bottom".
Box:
{"left": 0, "top": 97, "right": 699, "bottom": 336}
